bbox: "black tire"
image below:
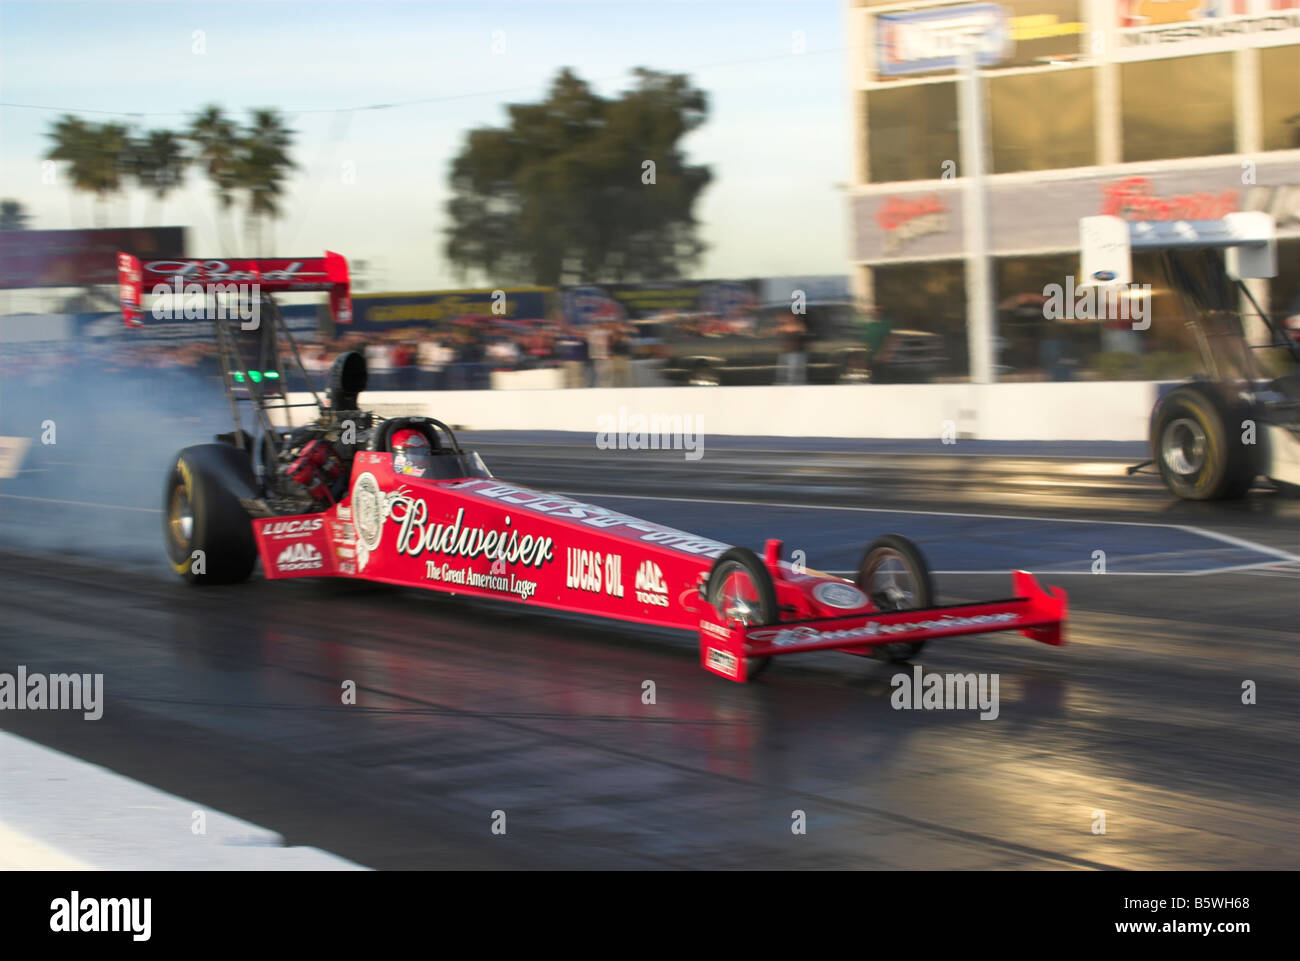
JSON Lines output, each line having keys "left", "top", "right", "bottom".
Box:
{"left": 688, "top": 362, "right": 720, "bottom": 387}
{"left": 163, "top": 445, "right": 258, "bottom": 585}
{"left": 706, "top": 547, "right": 777, "bottom": 680}
{"left": 855, "top": 534, "right": 934, "bottom": 663}
{"left": 836, "top": 351, "right": 871, "bottom": 384}
{"left": 1151, "top": 384, "right": 1257, "bottom": 500}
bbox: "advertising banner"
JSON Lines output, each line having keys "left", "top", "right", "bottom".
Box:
{"left": 349, "top": 288, "right": 552, "bottom": 332}
{"left": 851, "top": 157, "right": 1300, "bottom": 263}
{"left": 869, "top": 1, "right": 1085, "bottom": 82}
{"left": 1114, "top": 0, "right": 1300, "bottom": 60}
{"left": 876, "top": 3, "right": 1012, "bottom": 76}
{"left": 0, "top": 227, "right": 185, "bottom": 289}
{"left": 560, "top": 280, "right": 761, "bottom": 323}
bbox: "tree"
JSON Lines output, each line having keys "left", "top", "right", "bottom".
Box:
{"left": 445, "top": 67, "right": 712, "bottom": 285}
{"left": 236, "top": 109, "right": 296, "bottom": 255}
{"left": 44, "top": 116, "right": 132, "bottom": 227}
{"left": 188, "top": 104, "right": 240, "bottom": 251}
{"left": 130, "top": 130, "right": 188, "bottom": 224}
{"left": 0, "top": 199, "right": 29, "bottom": 230}
{"left": 187, "top": 105, "right": 296, "bottom": 254}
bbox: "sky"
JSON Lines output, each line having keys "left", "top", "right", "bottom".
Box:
{"left": 0, "top": 0, "right": 852, "bottom": 291}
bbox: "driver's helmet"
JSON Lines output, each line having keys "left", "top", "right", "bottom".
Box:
{"left": 391, "top": 428, "right": 433, "bottom": 477}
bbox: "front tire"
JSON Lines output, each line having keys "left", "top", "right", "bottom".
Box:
{"left": 706, "top": 547, "right": 777, "bottom": 679}
{"left": 688, "top": 362, "right": 721, "bottom": 387}
{"left": 1151, "top": 385, "right": 1256, "bottom": 500}
{"left": 856, "top": 534, "right": 934, "bottom": 663}
{"left": 163, "top": 446, "right": 258, "bottom": 585}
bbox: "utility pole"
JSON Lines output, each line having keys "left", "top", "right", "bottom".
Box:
{"left": 958, "top": 43, "right": 996, "bottom": 383}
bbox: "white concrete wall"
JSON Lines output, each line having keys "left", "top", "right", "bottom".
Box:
{"left": 293, "top": 381, "right": 1158, "bottom": 441}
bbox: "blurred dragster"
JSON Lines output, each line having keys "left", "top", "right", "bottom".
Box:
{"left": 126, "top": 252, "right": 1067, "bottom": 682}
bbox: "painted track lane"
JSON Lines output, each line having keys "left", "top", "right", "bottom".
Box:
{"left": 1, "top": 436, "right": 1297, "bottom": 869}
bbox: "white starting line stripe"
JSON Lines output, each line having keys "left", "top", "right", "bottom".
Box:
{"left": 0, "top": 820, "right": 93, "bottom": 871}
{"left": 0, "top": 730, "right": 365, "bottom": 871}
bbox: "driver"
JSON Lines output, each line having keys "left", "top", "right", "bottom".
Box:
{"left": 391, "top": 428, "right": 434, "bottom": 477}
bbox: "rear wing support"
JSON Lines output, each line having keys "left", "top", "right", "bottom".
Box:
{"left": 115, "top": 251, "right": 353, "bottom": 451}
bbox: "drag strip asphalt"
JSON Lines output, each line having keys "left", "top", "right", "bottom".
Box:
{"left": 1, "top": 433, "right": 1296, "bottom": 869}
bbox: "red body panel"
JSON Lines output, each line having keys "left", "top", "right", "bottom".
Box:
{"left": 255, "top": 451, "right": 730, "bottom": 632}
{"left": 251, "top": 452, "right": 1068, "bottom": 681}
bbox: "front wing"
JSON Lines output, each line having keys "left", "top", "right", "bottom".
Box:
{"left": 698, "top": 571, "right": 1067, "bottom": 682}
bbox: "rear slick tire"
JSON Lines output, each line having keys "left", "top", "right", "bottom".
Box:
{"left": 1151, "top": 385, "right": 1256, "bottom": 501}
{"left": 163, "top": 445, "right": 258, "bottom": 585}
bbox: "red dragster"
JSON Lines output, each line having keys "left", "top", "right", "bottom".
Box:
{"left": 137, "top": 253, "right": 1066, "bottom": 682}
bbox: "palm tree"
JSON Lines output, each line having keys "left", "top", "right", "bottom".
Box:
{"left": 0, "top": 199, "right": 29, "bottom": 230}
{"left": 188, "top": 104, "right": 240, "bottom": 251}
{"left": 44, "top": 115, "right": 101, "bottom": 225}
{"left": 236, "top": 109, "right": 296, "bottom": 255}
{"left": 92, "top": 123, "right": 132, "bottom": 225}
{"left": 45, "top": 118, "right": 132, "bottom": 227}
{"left": 131, "top": 130, "right": 188, "bottom": 224}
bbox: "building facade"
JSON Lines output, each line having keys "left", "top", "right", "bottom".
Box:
{"left": 847, "top": 0, "right": 1300, "bottom": 378}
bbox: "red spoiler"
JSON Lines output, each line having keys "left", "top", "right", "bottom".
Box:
{"left": 116, "top": 251, "right": 351, "bottom": 328}
{"left": 698, "top": 570, "right": 1067, "bottom": 682}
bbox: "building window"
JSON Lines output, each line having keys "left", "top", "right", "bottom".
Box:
{"left": 872, "top": 260, "right": 968, "bottom": 375}
{"left": 866, "top": 82, "right": 958, "bottom": 183}
{"left": 995, "top": 254, "right": 1078, "bottom": 377}
{"left": 1261, "top": 45, "right": 1300, "bottom": 151}
{"left": 988, "top": 68, "right": 1096, "bottom": 173}
{"left": 1120, "top": 53, "right": 1234, "bottom": 162}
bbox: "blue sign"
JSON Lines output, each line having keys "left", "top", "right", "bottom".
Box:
{"left": 876, "top": 3, "right": 1010, "bottom": 77}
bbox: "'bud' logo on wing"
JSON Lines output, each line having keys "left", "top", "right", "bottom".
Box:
{"left": 277, "top": 542, "right": 323, "bottom": 572}
{"left": 635, "top": 560, "right": 669, "bottom": 606}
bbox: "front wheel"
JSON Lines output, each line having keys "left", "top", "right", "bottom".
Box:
{"left": 163, "top": 446, "right": 258, "bottom": 585}
{"left": 706, "top": 547, "right": 777, "bottom": 679}
{"left": 856, "top": 534, "right": 934, "bottom": 663}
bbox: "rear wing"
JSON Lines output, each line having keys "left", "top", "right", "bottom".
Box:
{"left": 1078, "top": 212, "right": 1277, "bottom": 287}
{"left": 1078, "top": 212, "right": 1294, "bottom": 377}
{"left": 116, "top": 251, "right": 352, "bottom": 448}
{"left": 116, "top": 251, "right": 351, "bottom": 328}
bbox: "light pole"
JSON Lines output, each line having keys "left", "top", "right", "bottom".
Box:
{"left": 958, "top": 42, "right": 996, "bottom": 384}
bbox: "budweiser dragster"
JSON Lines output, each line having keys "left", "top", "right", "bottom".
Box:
{"left": 130, "top": 252, "right": 1068, "bottom": 682}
